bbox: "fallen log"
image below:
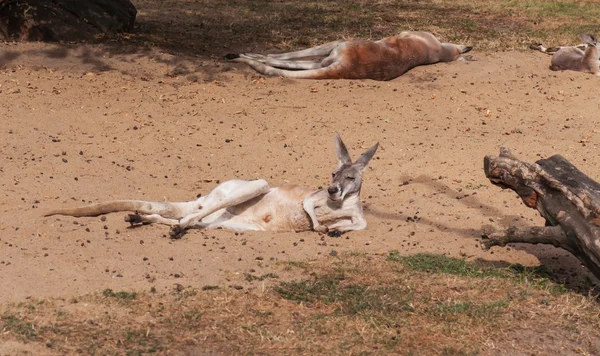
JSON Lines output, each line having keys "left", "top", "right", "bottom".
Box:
{"left": 483, "top": 147, "right": 600, "bottom": 278}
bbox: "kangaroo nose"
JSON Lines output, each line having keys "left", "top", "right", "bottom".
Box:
{"left": 328, "top": 186, "right": 339, "bottom": 195}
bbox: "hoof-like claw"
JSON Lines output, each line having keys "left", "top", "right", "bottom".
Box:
{"left": 529, "top": 43, "right": 543, "bottom": 51}
{"left": 328, "top": 230, "right": 343, "bottom": 238}
{"left": 125, "top": 214, "right": 143, "bottom": 226}
{"left": 169, "top": 225, "right": 186, "bottom": 240}
{"left": 313, "top": 225, "right": 328, "bottom": 234}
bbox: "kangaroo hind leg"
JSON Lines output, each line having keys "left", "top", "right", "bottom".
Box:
{"left": 265, "top": 41, "right": 342, "bottom": 60}
{"left": 125, "top": 213, "right": 179, "bottom": 226}
{"left": 170, "top": 179, "right": 270, "bottom": 238}
{"left": 240, "top": 54, "right": 324, "bottom": 69}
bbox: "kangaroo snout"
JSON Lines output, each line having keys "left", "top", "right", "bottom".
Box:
{"left": 328, "top": 186, "right": 339, "bottom": 195}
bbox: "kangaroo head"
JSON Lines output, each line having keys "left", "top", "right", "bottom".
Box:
{"left": 581, "top": 33, "right": 598, "bottom": 47}
{"left": 327, "top": 133, "right": 379, "bottom": 202}
{"left": 440, "top": 43, "right": 473, "bottom": 62}
{"left": 580, "top": 34, "right": 600, "bottom": 60}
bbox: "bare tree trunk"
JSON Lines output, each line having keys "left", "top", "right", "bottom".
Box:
{"left": 483, "top": 147, "right": 600, "bottom": 278}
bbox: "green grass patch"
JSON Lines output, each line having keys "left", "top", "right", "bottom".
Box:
{"left": 280, "top": 261, "right": 309, "bottom": 269}
{"left": 388, "top": 252, "right": 505, "bottom": 278}
{"left": 244, "top": 272, "right": 279, "bottom": 282}
{"left": 102, "top": 289, "right": 137, "bottom": 300}
{"left": 121, "top": 328, "right": 164, "bottom": 353}
{"left": 275, "top": 274, "right": 413, "bottom": 316}
{"left": 441, "top": 346, "right": 480, "bottom": 356}
{"left": 388, "top": 252, "right": 569, "bottom": 294}
{"left": 508, "top": 264, "right": 568, "bottom": 294}
{"left": 183, "top": 308, "right": 203, "bottom": 322}
{"left": 503, "top": 1, "right": 588, "bottom": 17}
{"left": 430, "top": 300, "right": 509, "bottom": 320}
{"left": 1, "top": 313, "right": 38, "bottom": 340}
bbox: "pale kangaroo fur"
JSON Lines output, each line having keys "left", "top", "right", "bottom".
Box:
{"left": 531, "top": 33, "right": 600, "bottom": 75}
{"left": 226, "top": 31, "right": 472, "bottom": 81}
{"left": 45, "top": 133, "right": 379, "bottom": 238}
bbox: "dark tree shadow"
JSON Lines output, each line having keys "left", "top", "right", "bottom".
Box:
{"left": 365, "top": 173, "right": 599, "bottom": 292}
{"left": 1, "top": 0, "right": 528, "bottom": 80}
{"left": 475, "top": 255, "right": 599, "bottom": 296}
{"left": 365, "top": 173, "right": 522, "bottom": 239}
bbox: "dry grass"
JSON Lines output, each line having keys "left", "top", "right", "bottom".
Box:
{"left": 126, "top": 0, "right": 600, "bottom": 56}
{"left": 2, "top": 252, "right": 599, "bottom": 355}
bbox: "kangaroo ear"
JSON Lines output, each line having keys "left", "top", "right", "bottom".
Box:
{"left": 334, "top": 132, "right": 352, "bottom": 167}
{"left": 581, "top": 33, "right": 597, "bottom": 45}
{"left": 354, "top": 142, "right": 379, "bottom": 171}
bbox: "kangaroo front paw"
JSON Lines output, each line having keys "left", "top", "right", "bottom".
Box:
{"left": 169, "top": 225, "right": 187, "bottom": 239}
{"left": 125, "top": 214, "right": 143, "bottom": 226}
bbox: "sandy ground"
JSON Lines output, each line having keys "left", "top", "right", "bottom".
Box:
{"left": 1, "top": 42, "right": 599, "bottom": 305}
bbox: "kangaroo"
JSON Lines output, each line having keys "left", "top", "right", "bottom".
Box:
{"left": 531, "top": 33, "right": 600, "bottom": 75}
{"left": 226, "top": 31, "right": 472, "bottom": 81}
{"left": 44, "top": 133, "right": 379, "bottom": 238}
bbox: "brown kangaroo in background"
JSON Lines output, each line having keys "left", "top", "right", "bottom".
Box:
{"left": 226, "top": 31, "right": 472, "bottom": 81}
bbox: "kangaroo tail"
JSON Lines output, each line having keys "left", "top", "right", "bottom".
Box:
{"left": 44, "top": 200, "right": 166, "bottom": 217}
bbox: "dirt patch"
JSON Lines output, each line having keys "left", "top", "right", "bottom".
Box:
{"left": 2, "top": 0, "right": 600, "bottom": 353}
{"left": 2, "top": 41, "right": 599, "bottom": 303}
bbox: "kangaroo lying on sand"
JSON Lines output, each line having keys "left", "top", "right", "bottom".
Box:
{"left": 45, "top": 133, "right": 379, "bottom": 238}
{"left": 226, "top": 31, "right": 472, "bottom": 81}
{"left": 531, "top": 33, "right": 600, "bottom": 75}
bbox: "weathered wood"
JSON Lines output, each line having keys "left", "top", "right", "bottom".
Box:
{"left": 482, "top": 226, "right": 569, "bottom": 251}
{"left": 483, "top": 148, "right": 600, "bottom": 278}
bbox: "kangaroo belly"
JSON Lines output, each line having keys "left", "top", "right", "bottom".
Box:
{"left": 551, "top": 48, "right": 585, "bottom": 71}
{"left": 226, "top": 185, "right": 314, "bottom": 232}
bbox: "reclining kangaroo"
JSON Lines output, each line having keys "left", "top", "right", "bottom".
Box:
{"left": 531, "top": 33, "right": 600, "bottom": 75}
{"left": 226, "top": 31, "right": 472, "bottom": 81}
{"left": 45, "top": 133, "right": 379, "bottom": 238}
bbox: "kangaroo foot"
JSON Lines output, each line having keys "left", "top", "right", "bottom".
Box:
{"left": 327, "top": 230, "right": 343, "bottom": 238}
{"left": 125, "top": 214, "right": 143, "bottom": 226}
{"left": 169, "top": 225, "right": 187, "bottom": 240}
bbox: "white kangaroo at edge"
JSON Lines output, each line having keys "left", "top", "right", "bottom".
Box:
{"left": 45, "top": 133, "right": 379, "bottom": 238}
{"left": 531, "top": 33, "right": 600, "bottom": 75}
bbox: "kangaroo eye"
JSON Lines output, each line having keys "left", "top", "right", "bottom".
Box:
{"left": 347, "top": 176, "right": 355, "bottom": 181}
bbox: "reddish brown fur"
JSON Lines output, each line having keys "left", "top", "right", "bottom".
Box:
{"left": 234, "top": 32, "right": 470, "bottom": 81}
{"left": 307, "top": 37, "right": 446, "bottom": 80}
